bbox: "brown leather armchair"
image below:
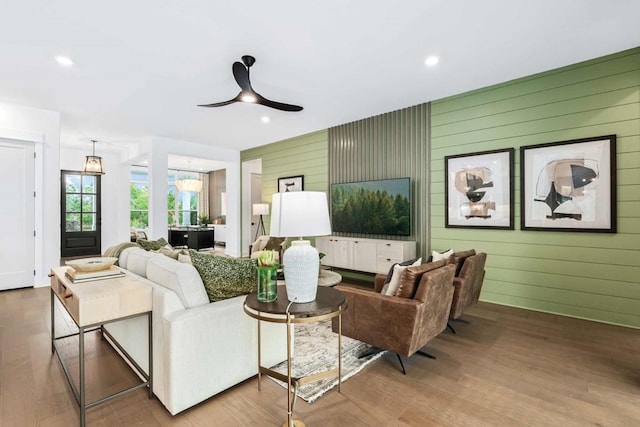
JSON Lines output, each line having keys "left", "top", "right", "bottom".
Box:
{"left": 332, "top": 261, "right": 456, "bottom": 374}
{"left": 447, "top": 251, "right": 487, "bottom": 332}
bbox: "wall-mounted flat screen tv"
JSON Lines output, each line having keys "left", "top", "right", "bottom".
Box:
{"left": 331, "top": 177, "right": 410, "bottom": 236}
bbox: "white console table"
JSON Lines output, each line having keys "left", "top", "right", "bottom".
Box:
{"left": 50, "top": 266, "right": 153, "bottom": 427}
{"left": 316, "top": 236, "right": 416, "bottom": 274}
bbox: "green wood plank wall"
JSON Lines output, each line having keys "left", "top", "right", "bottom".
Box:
{"left": 240, "top": 130, "right": 329, "bottom": 235}
{"left": 430, "top": 47, "right": 640, "bottom": 328}
{"left": 328, "top": 103, "right": 430, "bottom": 258}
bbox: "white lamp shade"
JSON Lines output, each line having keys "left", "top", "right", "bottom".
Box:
{"left": 252, "top": 203, "right": 269, "bottom": 216}
{"left": 270, "top": 191, "right": 331, "bottom": 238}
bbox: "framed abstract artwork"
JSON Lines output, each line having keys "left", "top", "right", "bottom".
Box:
{"left": 520, "top": 135, "right": 616, "bottom": 232}
{"left": 277, "top": 175, "right": 304, "bottom": 192}
{"left": 445, "top": 148, "right": 514, "bottom": 229}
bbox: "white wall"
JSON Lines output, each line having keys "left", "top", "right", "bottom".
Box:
{"left": 0, "top": 101, "right": 60, "bottom": 286}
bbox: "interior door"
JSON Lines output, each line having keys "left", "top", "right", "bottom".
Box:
{"left": 60, "top": 171, "right": 102, "bottom": 258}
{"left": 0, "top": 140, "right": 35, "bottom": 290}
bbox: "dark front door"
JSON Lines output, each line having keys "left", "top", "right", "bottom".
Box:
{"left": 61, "top": 170, "right": 102, "bottom": 258}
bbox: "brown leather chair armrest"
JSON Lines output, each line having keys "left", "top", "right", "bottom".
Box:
{"left": 373, "top": 274, "right": 387, "bottom": 292}
{"left": 333, "top": 285, "right": 421, "bottom": 356}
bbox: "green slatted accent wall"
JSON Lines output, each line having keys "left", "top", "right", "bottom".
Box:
{"left": 241, "top": 129, "right": 329, "bottom": 235}
{"left": 430, "top": 47, "right": 640, "bottom": 328}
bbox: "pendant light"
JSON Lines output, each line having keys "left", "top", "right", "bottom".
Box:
{"left": 82, "top": 139, "right": 105, "bottom": 175}
{"left": 175, "top": 161, "right": 202, "bottom": 192}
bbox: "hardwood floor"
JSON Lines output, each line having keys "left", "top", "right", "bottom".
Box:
{"left": 1, "top": 285, "right": 638, "bottom": 426}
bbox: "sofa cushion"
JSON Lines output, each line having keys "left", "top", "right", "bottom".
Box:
{"left": 383, "top": 256, "right": 421, "bottom": 285}
{"left": 431, "top": 248, "right": 453, "bottom": 262}
{"left": 157, "top": 245, "right": 187, "bottom": 260}
{"left": 127, "top": 248, "right": 158, "bottom": 278}
{"left": 138, "top": 237, "right": 169, "bottom": 251}
{"left": 146, "top": 254, "right": 208, "bottom": 308}
{"left": 395, "top": 259, "right": 447, "bottom": 299}
{"left": 190, "top": 250, "right": 258, "bottom": 302}
{"left": 117, "top": 246, "right": 144, "bottom": 270}
{"left": 381, "top": 257, "right": 422, "bottom": 296}
{"left": 264, "top": 236, "right": 285, "bottom": 251}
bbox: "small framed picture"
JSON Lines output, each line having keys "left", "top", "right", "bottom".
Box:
{"left": 445, "top": 148, "right": 514, "bottom": 229}
{"left": 520, "top": 135, "right": 616, "bottom": 232}
{"left": 278, "top": 175, "right": 304, "bottom": 192}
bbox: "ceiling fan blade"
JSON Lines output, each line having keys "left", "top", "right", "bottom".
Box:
{"left": 256, "top": 94, "right": 303, "bottom": 112}
{"left": 232, "top": 61, "right": 252, "bottom": 91}
{"left": 197, "top": 95, "right": 240, "bottom": 108}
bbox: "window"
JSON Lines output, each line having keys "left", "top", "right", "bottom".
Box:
{"left": 130, "top": 167, "right": 200, "bottom": 229}
{"left": 130, "top": 166, "right": 149, "bottom": 229}
{"left": 169, "top": 170, "right": 199, "bottom": 226}
{"left": 65, "top": 174, "right": 97, "bottom": 231}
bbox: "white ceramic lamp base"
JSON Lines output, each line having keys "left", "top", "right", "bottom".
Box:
{"left": 283, "top": 240, "right": 319, "bottom": 303}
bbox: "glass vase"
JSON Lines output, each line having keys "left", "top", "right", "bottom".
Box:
{"left": 257, "top": 265, "right": 278, "bottom": 303}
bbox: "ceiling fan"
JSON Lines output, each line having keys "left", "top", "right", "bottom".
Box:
{"left": 198, "top": 55, "right": 303, "bottom": 112}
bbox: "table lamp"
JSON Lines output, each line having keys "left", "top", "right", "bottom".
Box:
{"left": 270, "top": 191, "right": 331, "bottom": 302}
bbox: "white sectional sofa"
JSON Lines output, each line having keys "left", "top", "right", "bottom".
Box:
{"left": 104, "top": 246, "right": 288, "bottom": 415}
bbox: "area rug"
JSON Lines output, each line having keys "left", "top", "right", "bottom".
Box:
{"left": 269, "top": 319, "right": 385, "bottom": 403}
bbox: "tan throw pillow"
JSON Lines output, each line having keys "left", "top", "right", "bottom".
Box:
{"left": 264, "top": 237, "right": 285, "bottom": 251}
{"left": 395, "top": 259, "right": 446, "bottom": 299}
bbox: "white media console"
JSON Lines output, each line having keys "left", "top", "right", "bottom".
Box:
{"left": 315, "top": 236, "right": 416, "bottom": 274}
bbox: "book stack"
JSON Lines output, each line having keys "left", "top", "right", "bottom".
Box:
{"left": 65, "top": 265, "right": 125, "bottom": 283}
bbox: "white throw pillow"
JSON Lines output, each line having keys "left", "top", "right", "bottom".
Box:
{"left": 383, "top": 257, "right": 422, "bottom": 296}
{"left": 431, "top": 249, "right": 453, "bottom": 262}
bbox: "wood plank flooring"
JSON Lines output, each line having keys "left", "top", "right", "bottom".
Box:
{"left": 1, "top": 285, "right": 638, "bottom": 426}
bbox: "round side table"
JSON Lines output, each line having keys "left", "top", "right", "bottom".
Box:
{"left": 244, "top": 286, "right": 346, "bottom": 427}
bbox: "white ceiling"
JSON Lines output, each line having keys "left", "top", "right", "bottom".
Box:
{"left": 2, "top": 1, "right": 639, "bottom": 158}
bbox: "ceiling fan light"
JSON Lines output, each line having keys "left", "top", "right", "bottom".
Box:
{"left": 241, "top": 92, "right": 257, "bottom": 103}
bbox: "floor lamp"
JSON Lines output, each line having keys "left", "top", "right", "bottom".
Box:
{"left": 253, "top": 203, "right": 269, "bottom": 241}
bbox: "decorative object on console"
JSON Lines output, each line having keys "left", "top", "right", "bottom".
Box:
{"left": 82, "top": 139, "right": 105, "bottom": 175}
{"left": 270, "top": 191, "right": 331, "bottom": 302}
{"left": 66, "top": 256, "right": 118, "bottom": 272}
{"left": 445, "top": 148, "right": 514, "bottom": 229}
{"left": 520, "top": 135, "right": 616, "bottom": 232}
{"left": 252, "top": 203, "right": 269, "bottom": 240}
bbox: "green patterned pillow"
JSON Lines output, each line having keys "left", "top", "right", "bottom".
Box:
{"left": 190, "top": 250, "right": 258, "bottom": 302}
{"left": 137, "top": 237, "right": 169, "bottom": 251}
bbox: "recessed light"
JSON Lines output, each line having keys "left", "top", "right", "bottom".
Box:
{"left": 261, "top": 116, "right": 270, "bottom": 123}
{"left": 425, "top": 56, "right": 439, "bottom": 66}
{"left": 55, "top": 55, "right": 74, "bottom": 66}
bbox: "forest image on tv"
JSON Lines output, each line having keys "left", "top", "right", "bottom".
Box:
{"left": 331, "top": 178, "right": 410, "bottom": 235}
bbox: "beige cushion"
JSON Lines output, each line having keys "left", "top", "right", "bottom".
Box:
{"left": 146, "top": 254, "right": 208, "bottom": 308}
{"left": 431, "top": 249, "right": 453, "bottom": 262}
